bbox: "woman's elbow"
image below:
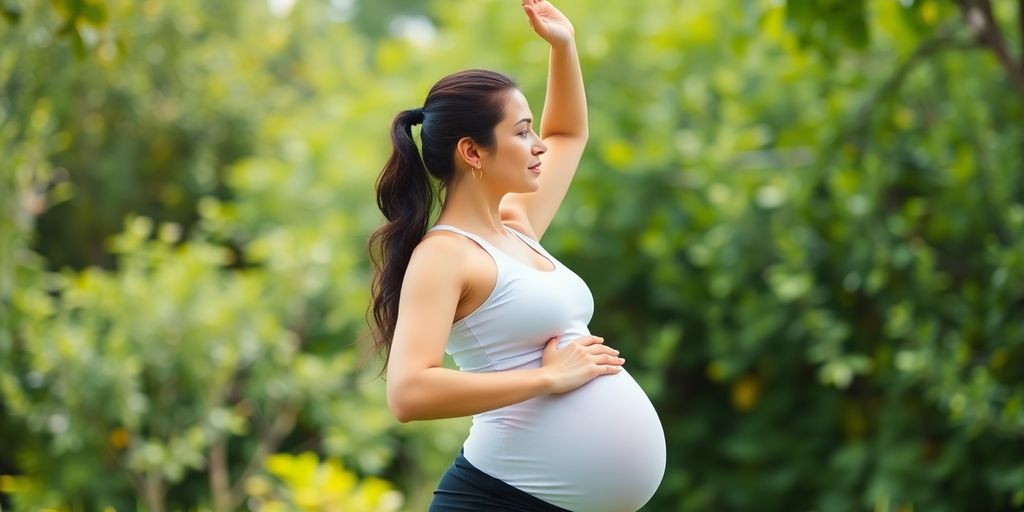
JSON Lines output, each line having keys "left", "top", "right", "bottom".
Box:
{"left": 391, "top": 408, "right": 414, "bottom": 424}
{"left": 390, "top": 403, "right": 415, "bottom": 423}
{"left": 386, "top": 381, "right": 417, "bottom": 423}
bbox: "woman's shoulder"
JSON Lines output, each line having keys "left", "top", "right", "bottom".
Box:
{"left": 407, "top": 229, "right": 472, "bottom": 278}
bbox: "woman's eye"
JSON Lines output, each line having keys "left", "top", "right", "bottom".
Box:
{"left": 518, "top": 131, "right": 529, "bottom": 137}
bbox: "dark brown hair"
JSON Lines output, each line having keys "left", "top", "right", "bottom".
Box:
{"left": 368, "top": 69, "right": 517, "bottom": 374}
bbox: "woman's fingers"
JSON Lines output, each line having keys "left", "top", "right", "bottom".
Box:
{"left": 543, "top": 336, "right": 560, "bottom": 357}
{"left": 551, "top": 335, "right": 622, "bottom": 363}
{"left": 575, "top": 336, "right": 619, "bottom": 353}
{"left": 590, "top": 353, "right": 624, "bottom": 365}
{"left": 586, "top": 345, "right": 619, "bottom": 357}
{"left": 574, "top": 335, "right": 604, "bottom": 346}
{"left": 522, "top": 4, "right": 543, "bottom": 32}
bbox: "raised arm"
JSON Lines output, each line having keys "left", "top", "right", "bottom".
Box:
{"left": 500, "top": 0, "right": 588, "bottom": 240}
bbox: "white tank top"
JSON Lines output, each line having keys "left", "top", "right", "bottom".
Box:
{"left": 429, "top": 224, "right": 666, "bottom": 512}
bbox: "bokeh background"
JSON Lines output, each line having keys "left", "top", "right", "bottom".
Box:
{"left": 2, "top": 0, "right": 1023, "bottom": 510}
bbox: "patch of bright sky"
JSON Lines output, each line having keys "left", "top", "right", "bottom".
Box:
{"left": 389, "top": 15, "right": 437, "bottom": 46}
{"left": 267, "top": 0, "right": 356, "bottom": 22}
{"left": 328, "top": 0, "right": 356, "bottom": 23}
{"left": 267, "top": 0, "right": 296, "bottom": 18}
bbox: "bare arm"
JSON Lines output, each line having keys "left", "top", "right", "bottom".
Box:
{"left": 501, "top": 0, "right": 588, "bottom": 240}
{"left": 386, "top": 235, "right": 553, "bottom": 422}
{"left": 386, "top": 233, "right": 623, "bottom": 423}
{"left": 391, "top": 366, "right": 553, "bottom": 422}
{"left": 539, "top": 35, "right": 588, "bottom": 140}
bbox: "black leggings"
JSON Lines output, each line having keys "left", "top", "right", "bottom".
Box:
{"left": 429, "top": 449, "right": 571, "bottom": 512}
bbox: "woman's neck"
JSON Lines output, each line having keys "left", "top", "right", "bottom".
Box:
{"left": 436, "top": 175, "right": 509, "bottom": 237}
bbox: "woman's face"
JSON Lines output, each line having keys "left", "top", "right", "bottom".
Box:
{"left": 480, "top": 89, "right": 547, "bottom": 193}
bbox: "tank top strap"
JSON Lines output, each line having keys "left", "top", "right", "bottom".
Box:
{"left": 429, "top": 224, "right": 505, "bottom": 262}
{"left": 503, "top": 225, "right": 553, "bottom": 258}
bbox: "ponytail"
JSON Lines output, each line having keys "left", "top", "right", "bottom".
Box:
{"left": 369, "top": 109, "right": 433, "bottom": 374}
{"left": 367, "top": 69, "right": 518, "bottom": 376}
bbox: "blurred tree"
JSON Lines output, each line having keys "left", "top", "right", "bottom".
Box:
{"left": 1, "top": 0, "right": 1022, "bottom": 511}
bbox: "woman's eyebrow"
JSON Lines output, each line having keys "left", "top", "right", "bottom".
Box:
{"left": 515, "top": 118, "right": 532, "bottom": 126}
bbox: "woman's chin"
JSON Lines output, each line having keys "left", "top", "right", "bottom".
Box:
{"left": 503, "top": 176, "right": 541, "bottom": 194}
{"left": 521, "top": 181, "right": 541, "bottom": 193}
{"left": 526, "top": 174, "right": 543, "bottom": 188}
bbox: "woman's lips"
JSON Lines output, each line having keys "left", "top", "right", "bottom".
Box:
{"left": 529, "top": 163, "right": 542, "bottom": 174}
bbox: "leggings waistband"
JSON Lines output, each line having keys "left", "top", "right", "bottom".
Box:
{"left": 428, "top": 449, "right": 570, "bottom": 512}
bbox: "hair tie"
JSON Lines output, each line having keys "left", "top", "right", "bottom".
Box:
{"left": 409, "top": 107, "right": 425, "bottom": 125}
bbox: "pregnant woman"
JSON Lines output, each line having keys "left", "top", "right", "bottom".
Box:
{"left": 368, "top": 1, "right": 666, "bottom": 510}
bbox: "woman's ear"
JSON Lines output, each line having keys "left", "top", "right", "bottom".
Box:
{"left": 456, "top": 137, "right": 484, "bottom": 169}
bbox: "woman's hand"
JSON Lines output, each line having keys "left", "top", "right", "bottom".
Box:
{"left": 522, "top": 0, "right": 575, "bottom": 47}
{"left": 541, "top": 335, "right": 624, "bottom": 394}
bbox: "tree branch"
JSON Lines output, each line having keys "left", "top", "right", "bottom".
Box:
{"left": 209, "top": 438, "right": 231, "bottom": 512}
{"left": 226, "top": 405, "right": 299, "bottom": 509}
{"left": 822, "top": 24, "right": 977, "bottom": 164}
{"left": 1018, "top": 0, "right": 1024, "bottom": 67}
{"left": 853, "top": 26, "right": 964, "bottom": 124}
{"left": 142, "top": 470, "right": 166, "bottom": 512}
{"left": 955, "top": 0, "right": 1024, "bottom": 94}
{"left": 108, "top": 443, "right": 145, "bottom": 504}
{"left": 205, "top": 374, "right": 238, "bottom": 512}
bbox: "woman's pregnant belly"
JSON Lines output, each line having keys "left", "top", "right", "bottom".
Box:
{"left": 462, "top": 367, "right": 666, "bottom": 512}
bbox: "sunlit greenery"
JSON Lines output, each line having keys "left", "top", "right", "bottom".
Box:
{"left": 2, "top": 0, "right": 1022, "bottom": 510}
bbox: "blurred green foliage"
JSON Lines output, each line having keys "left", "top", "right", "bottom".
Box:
{"left": 1, "top": 0, "right": 1023, "bottom": 510}
{"left": 248, "top": 451, "right": 403, "bottom": 511}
